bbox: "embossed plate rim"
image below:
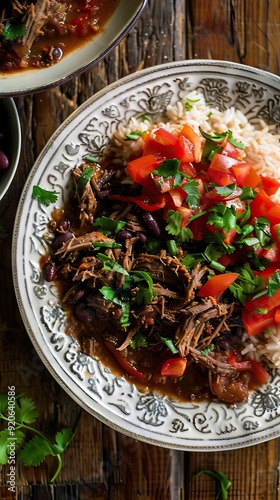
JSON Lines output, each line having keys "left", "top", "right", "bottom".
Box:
{"left": 12, "top": 60, "right": 280, "bottom": 450}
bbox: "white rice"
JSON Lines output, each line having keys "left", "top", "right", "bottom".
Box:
{"left": 111, "top": 91, "right": 280, "bottom": 368}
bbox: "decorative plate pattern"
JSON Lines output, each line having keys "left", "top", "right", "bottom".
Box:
{"left": 12, "top": 60, "right": 280, "bottom": 450}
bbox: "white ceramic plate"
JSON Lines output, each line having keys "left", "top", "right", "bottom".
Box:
{"left": 12, "top": 60, "right": 280, "bottom": 451}
{"left": 0, "top": 0, "right": 147, "bottom": 96}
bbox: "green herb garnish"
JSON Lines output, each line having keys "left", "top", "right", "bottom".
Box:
{"left": 195, "top": 469, "right": 231, "bottom": 500}
{"left": 32, "top": 186, "right": 58, "bottom": 206}
{"left": 97, "top": 253, "right": 129, "bottom": 275}
{"left": 77, "top": 167, "right": 94, "bottom": 190}
{"left": 93, "top": 216, "right": 126, "bottom": 235}
{"left": 2, "top": 23, "right": 27, "bottom": 41}
{"left": 130, "top": 332, "right": 148, "bottom": 349}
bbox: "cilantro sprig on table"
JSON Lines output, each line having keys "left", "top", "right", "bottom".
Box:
{"left": 0, "top": 394, "right": 73, "bottom": 483}
{"left": 195, "top": 469, "right": 231, "bottom": 499}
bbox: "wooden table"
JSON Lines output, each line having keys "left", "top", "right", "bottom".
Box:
{"left": 1, "top": 1, "right": 280, "bottom": 498}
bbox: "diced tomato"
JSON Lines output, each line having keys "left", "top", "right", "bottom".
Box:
{"left": 249, "top": 359, "right": 270, "bottom": 384}
{"left": 197, "top": 272, "right": 239, "bottom": 297}
{"left": 188, "top": 213, "right": 208, "bottom": 240}
{"left": 72, "top": 13, "right": 89, "bottom": 33}
{"left": 207, "top": 154, "right": 238, "bottom": 186}
{"left": 227, "top": 352, "right": 252, "bottom": 371}
{"left": 179, "top": 161, "right": 196, "bottom": 177}
{"left": 169, "top": 187, "right": 186, "bottom": 207}
{"left": 260, "top": 175, "right": 280, "bottom": 196}
{"left": 232, "top": 163, "right": 261, "bottom": 189}
{"left": 154, "top": 128, "right": 184, "bottom": 159}
{"left": 242, "top": 307, "right": 276, "bottom": 336}
{"left": 177, "top": 135, "right": 195, "bottom": 163}
{"left": 151, "top": 175, "right": 174, "bottom": 193}
{"left": 228, "top": 352, "right": 270, "bottom": 384}
{"left": 250, "top": 189, "right": 280, "bottom": 225}
{"left": 217, "top": 254, "right": 231, "bottom": 268}
{"left": 127, "top": 154, "right": 162, "bottom": 187}
{"left": 275, "top": 307, "right": 280, "bottom": 323}
{"left": 104, "top": 341, "right": 148, "bottom": 383}
{"left": 244, "top": 287, "right": 280, "bottom": 314}
{"left": 160, "top": 357, "right": 187, "bottom": 377}
{"left": 179, "top": 124, "right": 202, "bottom": 163}
{"left": 222, "top": 141, "right": 242, "bottom": 159}
{"left": 176, "top": 206, "right": 193, "bottom": 227}
{"left": 253, "top": 261, "right": 280, "bottom": 280}
{"left": 257, "top": 243, "right": 280, "bottom": 262}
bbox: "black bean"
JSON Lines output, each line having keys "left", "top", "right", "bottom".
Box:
{"left": 75, "top": 302, "right": 95, "bottom": 323}
{"left": 116, "top": 229, "right": 133, "bottom": 241}
{"left": 44, "top": 262, "right": 56, "bottom": 282}
{"left": 52, "top": 231, "right": 74, "bottom": 251}
{"left": 57, "top": 218, "right": 70, "bottom": 232}
{"left": 67, "top": 288, "right": 86, "bottom": 304}
{"left": 135, "top": 231, "right": 147, "bottom": 243}
{"left": 0, "top": 150, "right": 9, "bottom": 170}
{"left": 52, "top": 47, "right": 63, "bottom": 61}
{"left": 141, "top": 212, "right": 161, "bottom": 237}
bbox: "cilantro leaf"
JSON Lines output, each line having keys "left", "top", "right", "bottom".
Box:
{"left": 77, "top": 167, "right": 94, "bottom": 190}
{"left": 52, "top": 428, "right": 73, "bottom": 455}
{"left": 32, "top": 186, "right": 58, "bottom": 206}
{"left": 131, "top": 270, "right": 154, "bottom": 305}
{"left": 182, "top": 179, "right": 200, "bottom": 208}
{"left": 268, "top": 272, "right": 280, "bottom": 297}
{"left": 152, "top": 158, "right": 180, "bottom": 177}
{"left": 130, "top": 332, "right": 148, "bottom": 349}
{"left": 165, "top": 210, "right": 183, "bottom": 236}
{"left": 2, "top": 23, "right": 27, "bottom": 41}
{"left": 254, "top": 216, "right": 271, "bottom": 247}
{"left": 207, "top": 204, "right": 237, "bottom": 233}
{"left": 93, "top": 216, "right": 126, "bottom": 235}
{"left": 97, "top": 253, "right": 129, "bottom": 275}
{"left": 15, "top": 395, "right": 40, "bottom": 424}
{"left": 0, "top": 429, "right": 25, "bottom": 464}
{"left": 100, "top": 285, "right": 131, "bottom": 327}
{"left": 19, "top": 435, "right": 53, "bottom": 466}
{"left": 215, "top": 183, "right": 238, "bottom": 197}
{"left": 200, "top": 344, "right": 215, "bottom": 356}
{"left": 229, "top": 263, "right": 265, "bottom": 304}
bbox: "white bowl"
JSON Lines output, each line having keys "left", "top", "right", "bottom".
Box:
{"left": 12, "top": 60, "right": 280, "bottom": 451}
{"left": 0, "top": 98, "right": 21, "bottom": 200}
{"left": 0, "top": 0, "right": 147, "bottom": 96}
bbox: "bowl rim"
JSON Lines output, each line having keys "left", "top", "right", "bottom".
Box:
{"left": 0, "top": 98, "right": 21, "bottom": 201}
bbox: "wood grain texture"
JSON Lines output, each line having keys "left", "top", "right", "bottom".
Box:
{"left": 1, "top": 1, "right": 280, "bottom": 498}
